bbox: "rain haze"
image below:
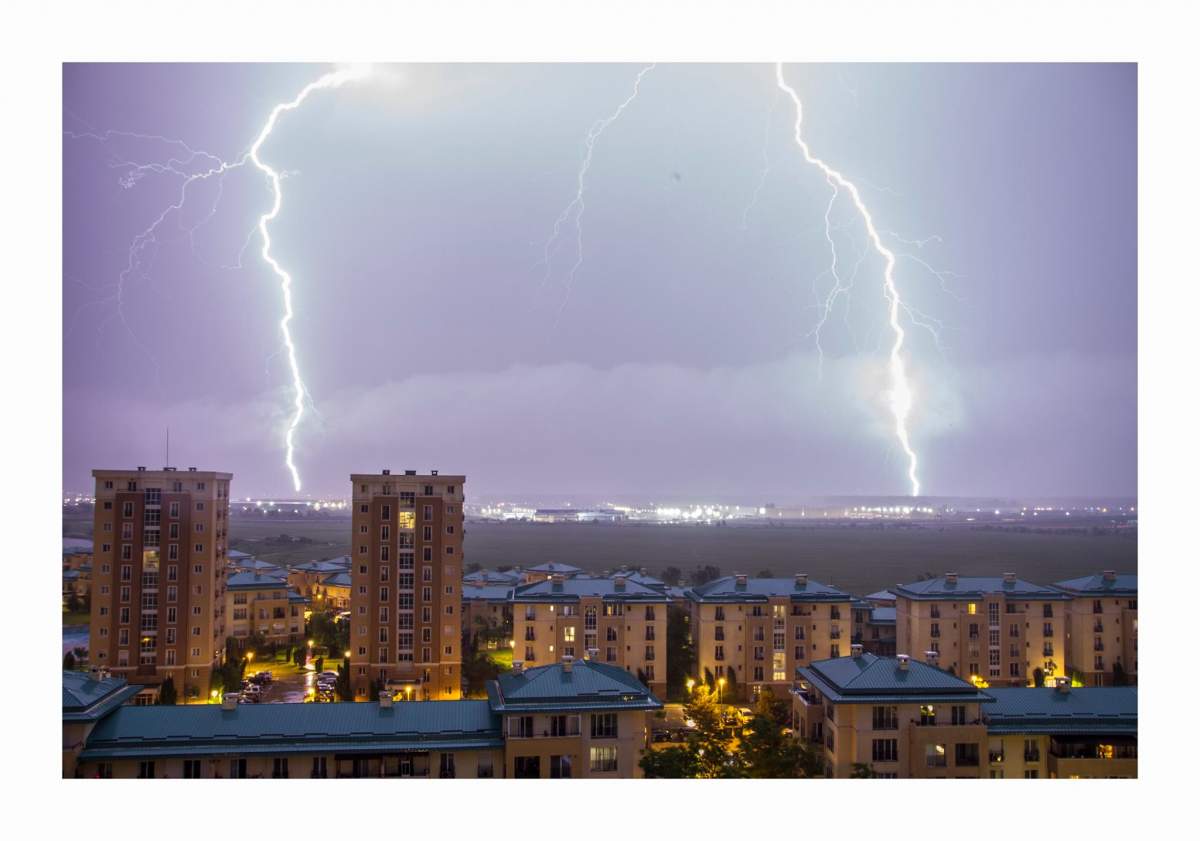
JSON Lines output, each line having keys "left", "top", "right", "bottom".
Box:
{"left": 62, "top": 63, "right": 1136, "bottom": 502}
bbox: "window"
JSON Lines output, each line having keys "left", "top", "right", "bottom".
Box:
{"left": 872, "top": 705, "right": 898, "bottom": 731}
{"left": 311, "top": 757, "right": 328, "bottom": 778}
{"left": 919, "top": 705, "right": 936, "bottom": 726}
{"left": 1024, "top": 770, "right": 1039, "bottom": 779}
{"left": 549, "top": 755, "right": 572, "bottom": 778}
{"left": 589, "top": 746, "right": 618, "bottom": 773}
{"left": 872, "top": 739, "right": 898, "bottom": 763}
{"left": 137, "top": 760, "right": 155, "bottom": 778}
{"left": 439, "top": 753, "right": 456, "bottom": 779}
{"left": 272, "top": 757, "right": 289, "bottom": 778}
{"left": 925, "top": 744, "right": 947, "bottom": 768}
{"left": 591, "top": 713, "right": 618, "bottom": 739}
{"left": 951, "top": 705, "right": 967, "bottom": 725}
{"left": 183, "top": 759, "right": 202, "bottom": 778}
{"left": 954, "top": 743, "right": 980, "bottom": 767}
{"left": 477, "top": 755, "right": 494, "bottom": 778}
{"left": 514, "top": 756, "right": 540, "bottom": 778}
{"left": 510, "top": 716, "right": 534, "bottom": 738}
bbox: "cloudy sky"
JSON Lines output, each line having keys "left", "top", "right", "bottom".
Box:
{"left": 62, "top": 63, "right": 1135, "bottom": 502}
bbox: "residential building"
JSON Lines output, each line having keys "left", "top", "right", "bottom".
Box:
{"left": 288, "top": 556, "right": 352, "bottom": 600}
{"left": 687, "top": 574, "right": 853, "bottom": 701}
{"left": 463, "top": 568, "right": 523, "bottom": 587}
{"left": 863, "top": 606, "right": 897, "bottom": 656}
{"left": 350, "top": 470, "right": 465, "bottom": 700}
{"left": 983, "top": 682, "right": 1137, "bottom": 778}
{"left": 63, "top": 670, "right": 142, "bottom": 777}
{"left": 1055, "top": 571, "right": 1137, "bottom": 685}
{"left": 317, "top": 571, "right": 352, "bottom": 610}
{"left": 225, "top": 571, "right": 305, "bottom": 647}
{"left": 793, "top": 649, "right": 992, "bottom": 778}
{"left": 510, "top": 574, "right": 668, "bottom": 697}
{"left": 891, "top": 572, "right": 1071, "bottom": 687}
{"left": 88, "top": 467, "right": 232, "bottom": 700}
{"left": 462, "top": 583, "right": 514, "bottom": 646}
{"left": 68, "top": 659, "right": 661, "bottom": 778}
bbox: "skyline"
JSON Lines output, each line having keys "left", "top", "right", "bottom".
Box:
{"left": 63, "top": 63, "right": 1136, "bottom": 500}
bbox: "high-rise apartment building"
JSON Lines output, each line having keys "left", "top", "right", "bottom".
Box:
{"left": 350, "top": 470, "right": 465, "bottom": 700}
{"left": 88, "top": 468, "right": 232, "bottom": 701}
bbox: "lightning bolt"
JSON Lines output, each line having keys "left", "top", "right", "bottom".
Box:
{"left": 66, "top": 65, "right": 369, "bottom": 493}
{"left": 775, "top": 63, "right": 921, "bottom": 497}
{"left": 540, "top": 63, "right": 655, "bottom": 325}
{"left": 246, "top": 64, "right": 370, "bottom": 492}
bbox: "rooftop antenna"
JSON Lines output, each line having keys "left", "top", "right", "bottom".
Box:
{"left": 165, "top": 427, "right": 169, "bottom": 468}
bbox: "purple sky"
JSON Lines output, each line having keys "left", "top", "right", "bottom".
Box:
{"left": 62, "top": 63, "right": 1136, "bottom": 501}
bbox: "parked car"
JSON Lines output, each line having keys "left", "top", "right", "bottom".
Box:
{"left": 255, "top": 671, "right": 273, "bottom": 683}
{"left": 319, "top": 671, "right": 339, "bottom": 681}
{"left": 242, "top": 683, "right": 262, "bottom": 697}
{"left": 651, "top": 728, "right": 672, "bottom": 743}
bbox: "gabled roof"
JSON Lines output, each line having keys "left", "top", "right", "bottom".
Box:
{"left": 510, "top": 576, "right": 668, "bottom": 603}
{"left": 685, "top": 576, "right": 851, "bottom": 603}
{"left": 225, "top": 549, "right": 254, "bottom": 560}
{"left": 525, "top": 562, "right": 583, "bottom": 575}
{"left": 79, "top": 700, "right": 502, "bottom": 760}
{"left": 798, "top": 653, "right": 991, "bottom": 704}
{"left": 983, "top": 687, "right": 1137, "bottom": 735}
{"left": 320, "top": 571, "right": 351, "bottom": 588}
{"left": 488, "top": 660, "right": 662, "bottom": 713}
{"left": 1053, "top": 573, "right": 1137, "bottom": 597}
{"left": 292, "top": 557, "right": 352, "bottom": 574}
{"left": 865, "top": 590, "right": 896, "bottom": 603}
{"left": 63, "top": 671, "right": 143, "bottom": 722}
{"left": 464, "top": 569, "right": 523, "bottom": 585}
{"left": 607, "top": 569, "right": 666, "bottom": 589}
{"left": 225, "top": 570, "right": 288, "bottom": 590}
{"left": 890, "top": 576, "right": 1071, "bottom": 601}
{"left": 869, "top": 607, "right": 897, "bottom": 624}
{"left": 462, "top": 584, "right": 514, "bottom": 602}
{"left": 232, "top": 558, "right": 282, "bottom": 574}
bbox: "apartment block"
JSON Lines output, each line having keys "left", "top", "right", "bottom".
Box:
{"left": 88, "top": 467, "right": 231, "bottom": 700}
{"left": 510, "top": 575, "right": 668, "bottom": 697}
{"left": 225, "top": 571, "right": 306, "bottom": 648}
{"left": 349, "top": 470, "right": 465, "bottom": 701}
{"left": 792, "top": 650, "right": 993, "bottom": 778}
{"left": 1055, "top": 571, "right": 1138, "bottom": 686}
{"left": 686, "top": 574, "right": 853, "bottom": 702}
{"left": 67, "top": 659, "right": 661, "bottom": 779}
{"left": 891, "top": 573, "right": 1071, "bottom": 687}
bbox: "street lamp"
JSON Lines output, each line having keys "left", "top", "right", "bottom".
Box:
{"left": 686, "top": 678, "right": 695, "bottom": 693}
{"left": 717, "top": 677, "right": 726, "bottom": 705}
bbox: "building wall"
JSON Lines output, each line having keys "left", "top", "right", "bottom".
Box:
{"left": 89, "top": 469, "right": 230, "bottom": 700}
{"left": 350, "top": 473, "right": 464, "bottom": 700}
{"left": 692, "top": 599, "right": 851, "bottom": 701}
{"left": 500, "top": 709, "right": 650, "bottom": 778}
{"left": 226, "top": 584, "right": 303, "bottom": 646}
{"left": 511, "top": 597, "right": 667, "bottom": 696}
{"left": 895, "top": 595, "right": 1067, "bottom": 686}
{"left": 1063, "top": 596, "right": 1138, "bottom": 685}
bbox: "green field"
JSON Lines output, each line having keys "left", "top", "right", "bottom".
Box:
{"left": 65, "top": 513, "right": 1136, "bottom": 596}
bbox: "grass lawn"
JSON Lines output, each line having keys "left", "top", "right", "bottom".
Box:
{"left": 485, "top": 647, "right": 514, "bottom": 670}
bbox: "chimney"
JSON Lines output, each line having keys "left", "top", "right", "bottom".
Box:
{"left": 187, "top": 467, "right": 197, "bottom": 472}
{"left": 431, "top": 470, "right": 439, "bottom": 476}
{"left": 137, "top": 466, "right": 146, "bottom": 472}
{"left": 562, "top": 655, "right": 574, "bottom": 673}
{"left": 850, "top": 643, "right": 864, "bottom": 658}
{"left": 897, "top": 654, "right": 911, "bottom": 671}
{"left": 735, "top": 574, "right": 747, "bottom": 589}
{"left": 1103, "top": 569, "right": 1117, "bottom": 582}
{"left": 794, "top": 573, "right": 809, "bottom": 589}
{"left": 945, "top": 572, "right": 958, "bottom": 586}
{"left": 221, "top": 693, "right": 239, "bottom": 710}
{"left": 614, "top": 575, "right": 626, "bottom": 591}
{"left": 381, "top": 469, "right": 390, "bottom": 475}
{"left": 379, "top": 690, "right": 393, "bottom": 708}
{"left": 1055, "top": 676, "right": 1071, "bottom": 694}
{"left": 551, "top": 574, "right": 565, "bottom": 592}
{"left": 925, "top": 650, "right": 939, "bottom": 667}
{"left": 1003, "top": 572, "right": 1016, "bottom": 585}
{"left": 512, "top": 661, "right": 524, "bottom": 674}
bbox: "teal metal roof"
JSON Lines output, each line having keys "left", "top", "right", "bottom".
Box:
{"left": 866, "top": 590, "right": 896, "bottom": 602}
{"left": 464, "top": 569, "right": 523, "bottom": 585}
{"left": 798, "top": 653, "right": 991, "bottom": 704}
{"left": 462, "top": 584, "right": 514, "bottom": 602}
{"left": 868, "top": 607, "right": 897, "bottom": 624}
{"left": 293, "top": 557, "right": 352, "bottom": 574}
{"left": 511, "top": 576, "right": 668, "bottom": 603}
{"left": 489, "top": 660, "right": 662, "bottom": 713}
{"left": 79, "top": 700, "right": 501, "bottom": 760}
{"left": 320, "top": 571, "right": 351, "bottom": 588}
{"left": 63, "top": 671, "right": 143, "bottom": 722}
{"left": 226, "top": 571, "right": 288, "bottom": 590}
{"left": 1053, "top": 573, "right": 1137, "bottom": 597}
{"left": 983, "top": 687, "right": 1137, "bottom": 735}
{"left": 525, "top": 562, "right": 583, "bottom": 575}
{"left": 685, "top": 575, "right": 851, "bottom": 603}
{"left": 226, "top": 549, "right": 253, "bottom": 560}
{"left": 607, "top": 570, "right": 666, "bottom": 589}
{"left": 890, "top": 576, "right": 1071, "bottom": 601}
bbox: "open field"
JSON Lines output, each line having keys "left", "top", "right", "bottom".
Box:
{"left": 65, "top": 513, "right": 1136, "bottom": 596}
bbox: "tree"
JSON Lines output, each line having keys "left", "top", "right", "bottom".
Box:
{"left": 639, "top": 746, "right": 700, "bottom": 778}
{"left": 63, "top": 651, "right": 76, "bottom": 670}
{"left": 665, "top": 605, "right": 695, "bottom": 701}
{"left": 335, "top": 656, "right": 353, "bottom": 702}
{"left": 465, "top": 562, "right": 482, "bottom": 574}
{"left": 158, "top": 676, "right": 178, "bottom": 705}
{"left": 315, "top": 656, "right": 324, "bottom": 675}
{"left": 294, "top": 646, "right": 306, "bottom": 669}
{"left": 661, "top": 566, "right": 683, "bottom": 587}
{"left": 722, "top": 666, "right": 739, "bottom": 703}
{"left": 850, "top": 762, "right": 878, "bottom": 778}
{"left": 682, "top": 685, "right": 737, "bottom": 778}
{"left": 463, "top": 649, "right": 504, "bottom": 697}
{"left": 691, "top": 565, "right": 722, "bottom": 586}
{"left": 1032, "top": 667, "right": 1045, "bottom": 688}
{"left": 754, "top": 569, "right": 774, "bottom": 579}
{"left": 1112, "top": 661, "right": 1129, "bottom": 686}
